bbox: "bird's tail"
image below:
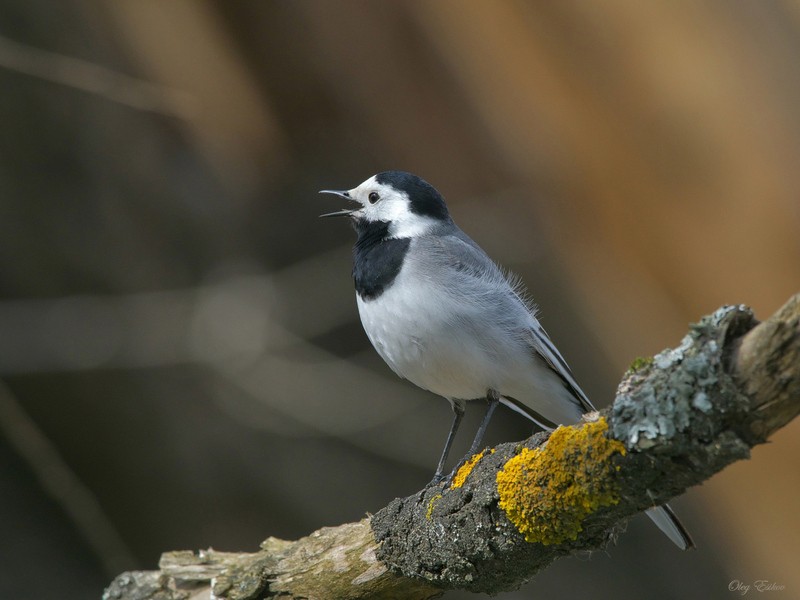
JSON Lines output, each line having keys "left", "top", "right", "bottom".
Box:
{"left": 645, "top": 504, "right": 695, "bottom": 550}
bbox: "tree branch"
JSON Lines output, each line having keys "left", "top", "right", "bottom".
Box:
{"left": 103, "top": 294, "right": 800, "bottom": 600}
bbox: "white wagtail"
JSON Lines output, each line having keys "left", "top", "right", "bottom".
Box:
{"left": 321, "top": 170, "right": 693, "bottom": 550}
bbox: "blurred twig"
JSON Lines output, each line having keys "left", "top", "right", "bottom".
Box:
{"left": 0, "top": 34, "right": 197, "bottom": 118}
{"left": 0, "top": 265, "right": 432, "bottom": 464}
{"left": 0, "top": 380, "right": 137, "bottom": 576}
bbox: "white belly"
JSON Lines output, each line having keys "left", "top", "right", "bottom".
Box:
{"left": 356, "top": 276, "right": 526, "bottom": 401}
{"left": 359, "top": 298, "right": 476, "bottom": 399}
{"left": 355, "top": 271, "right": 585, "bottom": 426}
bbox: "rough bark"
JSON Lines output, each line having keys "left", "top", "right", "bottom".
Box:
{"left": 103, "top": 294, "right": 800, "bottom": 600}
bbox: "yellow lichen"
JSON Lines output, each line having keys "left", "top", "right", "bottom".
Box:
{"left": 425, "top": 494, "right": 442, "bottom": 520}
{"left": 496, "top": 417, "right": 626, "bottom": 545}
{"left": 450, "top": 449, "right": 493, "bottom": 489}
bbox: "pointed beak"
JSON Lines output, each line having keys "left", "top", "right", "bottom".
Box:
{"left": 319, "top": 189, "right": 357, "bottom": 218}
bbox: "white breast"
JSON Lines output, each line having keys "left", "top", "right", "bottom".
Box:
{"left": 356, "top": 259, "right": 525, "bottom": 401}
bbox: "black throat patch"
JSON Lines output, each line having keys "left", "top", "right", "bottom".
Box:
{"left": 352, "top": 219, "right": 410, "bottom": 301}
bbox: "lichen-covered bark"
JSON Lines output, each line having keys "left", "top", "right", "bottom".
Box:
{"left": 104, "top": 295, "right": 800, "bottom": 600}
{"left": 496, "top": 418, "right": 627, "bottom": 545}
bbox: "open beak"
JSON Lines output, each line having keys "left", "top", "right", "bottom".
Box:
{"left": 319, "top": 189, "right": 357, "bottom": 218}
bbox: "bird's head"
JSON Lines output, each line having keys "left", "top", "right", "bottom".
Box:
{"left": 320, "top": 171, "right": 451, "bottom": 238}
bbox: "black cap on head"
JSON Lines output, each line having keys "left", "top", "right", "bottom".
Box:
{"left": 374, "top": 171, "right": 450, "bottom": 221}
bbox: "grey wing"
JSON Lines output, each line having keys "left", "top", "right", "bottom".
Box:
{"left": 528, "top": 323, "right": 596, "bottom": 414}
{"left": 424, "top": 229, "right": 596, "bottom": 415}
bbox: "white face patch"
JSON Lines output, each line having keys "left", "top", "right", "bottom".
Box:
{"left": 347, "top": 176, "right": 438, "bottom": 239}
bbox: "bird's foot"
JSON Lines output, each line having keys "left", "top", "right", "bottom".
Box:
{"left": 427, "top": 471, "right": 447, "bottom": 487}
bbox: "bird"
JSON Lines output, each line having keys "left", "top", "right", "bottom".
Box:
{"left": 320, "top": 170, "right": 694, "bottom": 550}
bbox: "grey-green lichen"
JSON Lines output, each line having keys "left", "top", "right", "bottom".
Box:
{"left": 611, "top": 305, "right": 754, "bottom": 451}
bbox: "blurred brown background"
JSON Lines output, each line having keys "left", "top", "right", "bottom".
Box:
{"left": 0, "top": 1, "right": 798, "bottom": 599}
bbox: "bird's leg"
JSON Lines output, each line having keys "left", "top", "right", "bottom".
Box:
{"left": 466, "top": 389, "right": 500, "bottom": 457}
{"left": 442, "top": 390, "right": 501, "bottom": 486}
{"left": 430, "top": 400, "right": 465, "bottom": 484}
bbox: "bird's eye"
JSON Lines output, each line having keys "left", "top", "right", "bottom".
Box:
{"left": 368, "top": 192, "right": 380, "bottom": 204}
